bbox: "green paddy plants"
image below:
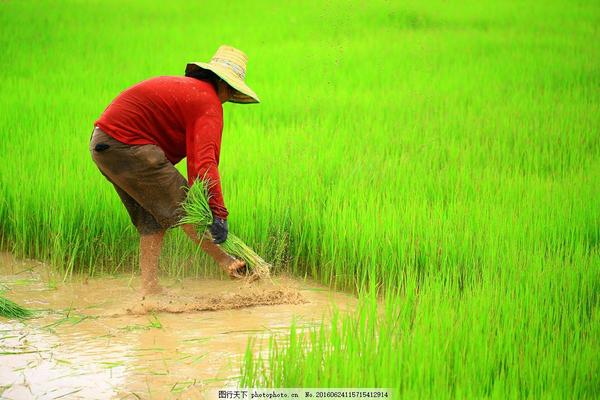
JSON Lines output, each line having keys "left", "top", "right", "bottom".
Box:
{"left": 1, "top": 0, "right": 598, "bottom": 396}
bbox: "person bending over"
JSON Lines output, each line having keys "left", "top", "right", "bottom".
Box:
{"left": 89, "top": 45, "right": 260, "bottom": 294}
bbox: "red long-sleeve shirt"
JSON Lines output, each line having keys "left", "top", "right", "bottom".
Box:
{"left": 94, "top": 76, "right": 228, "bottom": 219}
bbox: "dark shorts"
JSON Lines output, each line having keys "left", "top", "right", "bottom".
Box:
{"left": 89, "top": 127, "right": 188, "bottom": 235}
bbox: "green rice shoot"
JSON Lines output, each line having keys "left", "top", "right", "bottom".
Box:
{"left": 0, "top": 295, "right": 33, "bottom": 320}
{"left": 179, "top": 181, "right": 272, "bottom": 280}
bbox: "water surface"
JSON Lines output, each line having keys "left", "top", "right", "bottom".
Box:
{"left": 0, "top": 253, "right": 356, "bottom": 399}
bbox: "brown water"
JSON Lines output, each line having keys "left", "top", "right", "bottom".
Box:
{"left": 0, "top": 253, "right": 356, "bottom": 399}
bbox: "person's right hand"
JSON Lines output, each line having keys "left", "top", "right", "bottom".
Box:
{"left": 209, "top": 217, "right": 228, "bottom": 244}
{"left": 225, "top": 258, "right": 247, "bottom": 279}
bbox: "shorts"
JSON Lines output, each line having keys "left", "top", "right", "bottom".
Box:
{"left": 89, "top": 126, "right": 188, "bottom": 235}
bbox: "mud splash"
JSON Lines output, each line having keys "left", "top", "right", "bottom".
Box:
{"left": 129, "top": 288, "right": 307, "bottom": 315}
{"left": 0, "top": 253, "right": 356, "bottom": 399}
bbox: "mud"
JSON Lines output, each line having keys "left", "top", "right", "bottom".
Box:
{"left": 129, "top": 288, "right": 307, "bottom": 315}
{"left": 0, "top": 253, "right": 356, "bottom": 399}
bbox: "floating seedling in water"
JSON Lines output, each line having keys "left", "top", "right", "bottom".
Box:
{"left": 0, "top": 295, "right": 33, "bottom": 319}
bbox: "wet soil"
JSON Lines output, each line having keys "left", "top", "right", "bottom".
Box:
{"left": 0, "top": 253, "right": 356, "bottom": 399}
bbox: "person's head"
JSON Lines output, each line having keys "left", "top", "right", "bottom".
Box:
{"left": 215, "top": 79, "right": 233, "bottom": 104}
{"left": 185, "top": 69, "right": 233, "bottom": 104}
{"left": 185, "top": 45, "right": 260, "bottom": 104}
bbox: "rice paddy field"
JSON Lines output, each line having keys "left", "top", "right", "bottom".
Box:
{"left": 1, "top": 0, "right": 599, "bottom": 397}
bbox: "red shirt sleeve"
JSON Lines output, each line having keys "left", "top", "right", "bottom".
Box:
{"left": 186, "top": 103, "right": 228, "bottom": 219}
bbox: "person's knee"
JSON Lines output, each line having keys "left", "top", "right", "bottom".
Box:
{"left": 152, "top": 207, "right": 185, "bottom": 233}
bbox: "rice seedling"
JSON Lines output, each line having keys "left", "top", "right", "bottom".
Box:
{"left": 0, "top": 295, "right": 33, "bottom": 319}
{"left": 179, "top": 181, "right": 271, "bottom": 279}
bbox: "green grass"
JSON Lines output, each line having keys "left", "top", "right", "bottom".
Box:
{"left": 1, "top": 0, "right": 598, "bottom": 396}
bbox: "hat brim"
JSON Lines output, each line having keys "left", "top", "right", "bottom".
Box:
{"left": 185, "top": 62, "right": 260, "bottom": 104}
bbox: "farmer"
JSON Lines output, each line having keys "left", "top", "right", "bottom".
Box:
{"left": 89, "top": 45, "right": 259, "bottom": 295}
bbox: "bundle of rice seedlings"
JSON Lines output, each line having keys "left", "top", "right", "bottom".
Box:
{"left": 0, "top": 295, "right": 33, "bottom": 319}
{"left": 179, "top": 181, "right": 272, "bottom": 280}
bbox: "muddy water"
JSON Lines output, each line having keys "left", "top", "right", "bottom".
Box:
{"left": 0, "top": 253, "right": 356, "bottom": 399}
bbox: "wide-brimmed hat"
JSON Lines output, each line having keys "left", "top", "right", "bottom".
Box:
{"left": 185, "top": 45, "right": 260, "bottom": 104}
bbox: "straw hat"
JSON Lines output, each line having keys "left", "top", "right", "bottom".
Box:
{"left": 185, "top": 45, "right": 260, "bottom": 104}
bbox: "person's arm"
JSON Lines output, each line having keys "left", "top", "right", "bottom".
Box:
{"left": 186, "top": 103, "right": 229, "bottom": 220}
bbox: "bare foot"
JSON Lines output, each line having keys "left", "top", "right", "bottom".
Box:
{"left": 221, "top": 259, "right": 247, "bottom": 279}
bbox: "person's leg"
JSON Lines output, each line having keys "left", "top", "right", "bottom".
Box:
{"left": 107, "top": 180, "right": 168, "bottom": 294}
{"left": 91, "top": 129, "right": 167, "bottom": 293}
{"left": 140, "top": 231, "right": 165, "bottom": 295}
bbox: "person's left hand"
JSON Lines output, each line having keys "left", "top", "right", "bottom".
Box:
{"left": 209, "top": 217, "right": 228, "bottom": 244}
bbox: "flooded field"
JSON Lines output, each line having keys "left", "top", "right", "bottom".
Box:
{"left": 0, "top": 253, "right": 356, "bottom": 399}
